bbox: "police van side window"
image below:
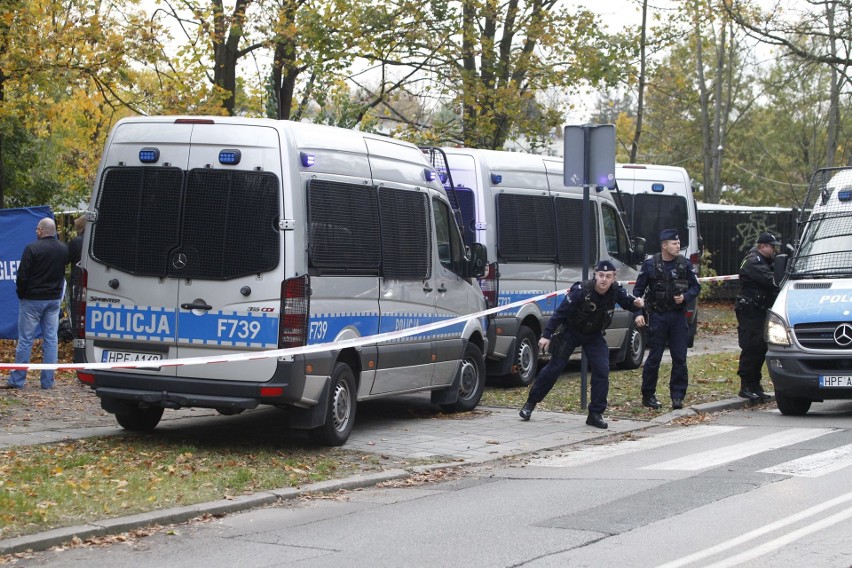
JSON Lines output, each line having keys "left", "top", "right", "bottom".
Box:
{"left": 307, "top": 179, "right": 380, "bottom": 275}
{"left": 379, "top": 187, "right": 431, "bottom": 280}
{"left": 496, "top": 193, "right": 556, "bottom": 262}
{"left": 433, "top": 197, "right": 465, "bottom": 274}
{"left": 555, "top": 197, "right": 598, "bottom": 266}
{"left": 602, "top": 203, "right": 631, "bottom": 262}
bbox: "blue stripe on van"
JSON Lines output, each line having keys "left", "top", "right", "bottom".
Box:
{"left": 498, "top": 291, "right": 556, "bottom": 316}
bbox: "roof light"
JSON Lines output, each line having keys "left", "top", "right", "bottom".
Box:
{"left": 491, "top": 173, "right": 502, "bottom": 184}
{"left": 425, "top": 168, "right": 437, "bottom": 182}
{"left": 218, "top": 149, "right": 241, "bottom": 165}
{"left": 139, "top": 147, "right": 160, "bottom": 164}
{"left": 651, "top": 183, "right": 664, "bottom": 192}
{"left": 300, "top": 152, "right": 315, "bottom": 168}
{"left": 839, "top": 189, "right": 852, "bottom": 202}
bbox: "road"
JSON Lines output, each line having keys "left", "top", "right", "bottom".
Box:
{"left": 19, "top": 400, "right": 852, "bottom": 568}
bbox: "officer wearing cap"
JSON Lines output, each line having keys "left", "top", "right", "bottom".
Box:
{"left": 633, "top": 228, "right": 701, "bottom": 410}
{"left": 519, "top": 260, "right": 644, "bottom": 429}
{"left": 735, "top": 231, "right": 781, "bottom": 403}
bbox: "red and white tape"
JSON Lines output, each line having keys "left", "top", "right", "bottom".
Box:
{"left": 0, "top": 273, "right": 739, "bottom": 372}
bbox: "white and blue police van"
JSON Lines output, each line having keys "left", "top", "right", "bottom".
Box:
{"left": 615, "top": 164, "right": 702, "bottom": 346}
{"left": 73, "top": 116, "right": 489, "bottom": 445}
{"left": 767, "top": 166, "right": 852, "bottom": 415}
{"left": 423, "top": 147, "right": 645, "bottom": 387}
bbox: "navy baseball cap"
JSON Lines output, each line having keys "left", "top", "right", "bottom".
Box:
{"left": 757, "top": 232, "right": 781, "bottom": 245}
{"left": 659, "top": 228, "right": 679, "bottom": 242}
{"left": 595, "top": 260, "right": 617, "bottom": 272}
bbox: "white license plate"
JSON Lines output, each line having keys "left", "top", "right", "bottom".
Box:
{"left": 819, "top": 375, "right": 852, "bottom": 387}
{"left": 101, "top": 351, "right": 163, "bottom": 363}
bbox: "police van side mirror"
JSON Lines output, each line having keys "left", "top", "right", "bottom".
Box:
{"left": 465, "top": 242, "right": 488, "bottom": 279}
{"left": 773, "top": 253, "right": 788, "bottom": 285}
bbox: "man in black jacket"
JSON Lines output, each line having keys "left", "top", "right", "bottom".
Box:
{"left": 3, "top": 217, "right": 69, "bottom": 390}
{"left": 736, "top": 232, "right": 781, "bottom": 403}
{"left": 518, "top": 260, "right": 644, "bottom": 429}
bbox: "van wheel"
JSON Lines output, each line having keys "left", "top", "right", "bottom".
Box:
{"left": 115, "top": 406, "right": 164, "bottom": 431}
{"left": 775, "top": 391, "right": 812, "bottom": 416}
{"left": 617, "top": 323, "right": 645, "bottom": 370}
{"left": 507, "top": 326, "right": 538, "bottom": 387}
{"left": 310, "top": 363, "right": 357, "bottom": 446}
{"left": 441, "top": 343, "right": 486, "bottom": 412}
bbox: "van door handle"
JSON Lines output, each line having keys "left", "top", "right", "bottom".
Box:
{"left": 423, "top": 284, "right": 433, "bottom": 292}
{"left": 181, "top": 302, "right": 213, "bottom": 311}
{"left": 437, "top": 284, "right": 447, "bottom": 293}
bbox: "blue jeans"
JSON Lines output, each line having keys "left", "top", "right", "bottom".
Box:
{"left": 8, "top": 299, "right": 61, "bottom": 389}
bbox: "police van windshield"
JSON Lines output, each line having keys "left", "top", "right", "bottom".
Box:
{"left": 790, "top": 168, "right": 852, "bottom": 278}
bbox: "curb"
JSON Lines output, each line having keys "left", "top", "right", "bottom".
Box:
{"left": 0, "top": 395, "right": 772, "bottom": 557}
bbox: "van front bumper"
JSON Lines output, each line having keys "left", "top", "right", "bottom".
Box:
{"left": 766, "top": 350, "right": 852, "bottom": 401}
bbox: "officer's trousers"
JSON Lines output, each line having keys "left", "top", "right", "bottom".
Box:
{"left": 527, "top": 329, "right": 610, "bottom": 414}
{"left": 736, "top": 304, "right": 768, "bottom": 390}
{"left": 641, "top": 309, "right": 689, "bottom": 399}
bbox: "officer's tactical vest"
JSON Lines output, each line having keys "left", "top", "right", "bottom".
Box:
{"left": 568, "top": 279, "right": 617, "bottom": 334}
{"left": 647, "top": 254, "right": 690, "bottom": 311}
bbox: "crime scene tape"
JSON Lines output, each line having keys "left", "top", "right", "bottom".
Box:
{"left": 0, "top": 272, "right": 739, "bottom": 372}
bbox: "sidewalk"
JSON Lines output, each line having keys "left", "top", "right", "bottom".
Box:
{"left": 0, "top": 394, "right": 759, "bottom": 556}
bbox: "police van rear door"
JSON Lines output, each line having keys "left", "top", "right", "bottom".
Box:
{"left": 173, "top": 121, "right": 284, "bottom": 381}
{"left": 86, "top": 120, "right": 189, "bottom": 377}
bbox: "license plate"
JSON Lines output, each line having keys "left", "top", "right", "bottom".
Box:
{"left": 819, "top": 375, "right": 852, "bottom": 387}
{"left": 101, "top": 351, "right": 163, "bottom": 363}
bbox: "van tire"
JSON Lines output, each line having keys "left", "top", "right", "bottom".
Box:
{"left": 507, "top": 326, "right": 539, "bottom": 386}
{"left": 617, "top": 323, "right": 645, "bottom": 370}
{"left": 441, "top": 343, "right": 486, "bottom": 413}
{"left": 775, "top": 391, "right": 812, "bottom": 416}
{"left": 310, "top": 363, "right": 357, "bottom": 446}
{"left": 115, "top": 406, "right": 164, "bottom": 431}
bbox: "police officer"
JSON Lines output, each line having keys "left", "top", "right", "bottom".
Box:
{"left": 735, "top": 232, "right": 781, "bottom": 403}
{"left": 519, "top": 260, "right": 644, "bottom": 429}
{"left": 633, "top": 229, "right": 701, "bottom": 410}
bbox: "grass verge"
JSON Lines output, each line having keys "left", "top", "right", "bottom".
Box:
{"left": 0, "top": 436, "right": 426, "bottom": 541}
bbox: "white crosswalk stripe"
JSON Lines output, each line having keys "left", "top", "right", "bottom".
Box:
{"left": 759, "top": 442, "right": 852, "bottom": 477}
{"left": 641, "top": 428, "right": 835, "bottom": 471}
{"left": 527, "top": 425, "right": 743, "bottom": 468}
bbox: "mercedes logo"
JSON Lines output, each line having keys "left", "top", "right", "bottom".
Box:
{"left": 834, "top": 323, "right": 852, "bottom": 347}
{"left": 172, "top": 252, "right": 188, "bottom": 270}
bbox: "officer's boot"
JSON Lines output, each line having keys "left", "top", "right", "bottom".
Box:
{"left": 753, "top": 381, "right": 771, "bottom": 403}
{"left": 519, "top": 401, "right": 536, "bottom": 421}
{"left": 738, "top": 379, "right": 759, "bottom": 403}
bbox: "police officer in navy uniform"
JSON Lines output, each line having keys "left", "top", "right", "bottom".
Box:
{"left": 519, "top": 260, "right": 644, "bottom": 429}
{"left": 735, "top": 232, "right": 781, "bottom": 403}
{"left": 633, "top": 229, "right": 701, "bottom": 410}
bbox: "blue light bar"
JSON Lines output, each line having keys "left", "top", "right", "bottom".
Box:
{"left": 839, "top": 189, "right": 852, "bottom": 202}
{"left": 491, "top": 173, "right": 502, "bottom": 184}
{"left": 218, "top": 149, "right": 241, "bottom": 165}
{"left": 424, "top": 169, "right": 437, "bottom": 182}
{"left": 300, "top": 152, "right": 315, "bottom": 167}
{"left": 651, "top": 183, "right": 665, "bottom": 192}
{"left": 139, "top": 147, "right": 160, "bottom": 164}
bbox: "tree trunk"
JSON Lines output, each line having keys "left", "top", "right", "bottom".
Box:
{"left": 629, "top": 0, "right": 648, "bottom": 164}
{"left": 825, "top": 1, "right": 840, "bottom": 168}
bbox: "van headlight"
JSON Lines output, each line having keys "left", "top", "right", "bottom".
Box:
{"left": 765, "top": 310, "right": 792, "bottom": 346}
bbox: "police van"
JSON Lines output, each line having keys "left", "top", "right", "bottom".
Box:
{"left": 766, "top": 166, "right": 852, "bottom": 415}
{"left": 615, "top": 163, "right": 702, "bottom": 345}
{"left": 424, "top": 147, "right": 645, "bottom": 387}
{"left": 74, "top": 116, "right": 489, "bottom": 445}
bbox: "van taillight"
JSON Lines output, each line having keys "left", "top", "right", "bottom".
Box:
{"left": 76, "top": 268, "right": 87, "bottom": 339}
{"left": 77, "top": 371, "right": 94, "bottom": 385}
{"left": 689, "top": 252, "right": 701, "bottom": 276}
{"left": 279, "top": 275, "right": 310, "bottom": 349}
{"left": 479, "top": 262, "right": 499, "bottom": 309}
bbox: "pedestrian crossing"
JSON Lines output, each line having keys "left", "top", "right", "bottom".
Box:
{"left": 526, "top": 425, "right": 852, "bottom": 478}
